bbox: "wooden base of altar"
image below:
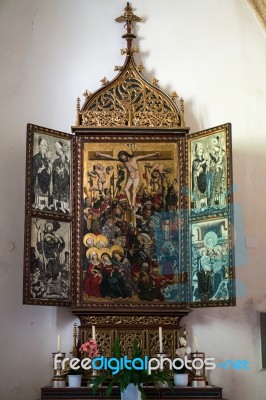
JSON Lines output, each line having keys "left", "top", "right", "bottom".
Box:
{"left": 40, "top": 385, "right": 229, "bottom": 400}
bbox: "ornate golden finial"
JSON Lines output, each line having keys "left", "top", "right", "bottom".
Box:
{"left": 76, "top": 97, "right": 81, "bottom": 112}
{"left": 115, "top": 3, "right": 142, "bottom": 49}
{"left": 114, "top": 66, "right": 123, "bottom": 71}
{"left": 180, "top": 97, "right": 185, "bottom": 128}
{"left": 170, "top": 91, "right": 178, "bottom": 100}
{"left": 151, "top": 76, "right": 159, "bottom": 86}
{"left": 76, "top": 97, "right": 81, "bottom": 126}
{"left": 137, "top": 64, "right": 144, "bottom": 73}
{"left": 100, "top": 77, "right": 109, "bottom": 86}
{"left": 70, "top": 322, "right": 78, "bottom": 357}
{"left": 180, "top": 97, "right": 184, "bottom": 112}
{"left": 83, "top": 89, "right": 91, "bottom": 98}
{"left": 73, "top": 322, "right": 77, "bottom": 347}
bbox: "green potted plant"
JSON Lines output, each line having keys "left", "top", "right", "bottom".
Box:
{"left": 91, "top": 338, "right": 172, "bottom": 400}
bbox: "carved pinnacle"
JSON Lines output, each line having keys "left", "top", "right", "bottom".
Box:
{"left": 151, "top": 76, "right": 159, "bottom": 86}
{"left": 137, "top": 64, "right": 144, "bottom": 73}
{"left": 100, "top": 77, "right": 109, "bottom": 86}
{"left": 170, "top": 91, "right": 178, "bottom": 100}
{"left": 83, "top": 89, "right": 91, "bottom": 98}
{"left": 76, "top": 97, "right": 80, "bottom": 112}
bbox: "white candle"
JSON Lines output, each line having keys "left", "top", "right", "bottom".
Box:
{"left": 57, "top": 334, "right": 61, "bottom": 353}
{"left": 159, "top": 326, "right": 163, "bottom": 353}
{"left": 194, "top": 335, "right": 198, "bottom": 352}
{"left": 92, "top": 325, "right": 96, "bottom": 341}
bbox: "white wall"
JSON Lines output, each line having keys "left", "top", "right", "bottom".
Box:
{"left": 0, "top": 1, "right": 265, "bottom": 399}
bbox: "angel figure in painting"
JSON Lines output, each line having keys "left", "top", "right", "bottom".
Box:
{"left": 96, "top": 150, "right": 160, "bottom": 211}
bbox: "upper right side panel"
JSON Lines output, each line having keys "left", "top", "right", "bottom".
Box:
{"left": 186, "top": 123, "right": 235, "bottom": 307}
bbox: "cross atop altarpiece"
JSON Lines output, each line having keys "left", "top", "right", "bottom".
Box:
{"left": 115, "top": 2, "right": 142, "bottom": 49}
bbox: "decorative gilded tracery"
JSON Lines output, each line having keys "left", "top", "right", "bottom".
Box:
{"left": 74, "top": 3, "right": 185, "bottom": 129}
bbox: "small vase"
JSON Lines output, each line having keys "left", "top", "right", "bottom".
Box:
{"left": 121, "top": 383, "right": 141, "bottom": 400}
{"left": 67, "top": 374, "right": 82, "bottom": 387}
{"left": 174, "top": 373, "right": 188, "bottom": 387}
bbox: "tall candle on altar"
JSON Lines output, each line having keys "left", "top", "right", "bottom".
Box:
{"left": 194, "top": 335, "right": 198, "bottom": 352}
{"left": 92, "top": 325, "right": 96, "bottom": 341}
{"left": 159, "top": 326, "right": 163, "bottom": 353}
{"left": 57, "top": 334, "right": 61, "bottom": 353}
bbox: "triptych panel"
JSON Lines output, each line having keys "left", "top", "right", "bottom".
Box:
{"left": 186, "top": 123, "right": 235, "bottom": 307}
{"left": 23, "top": 124, "right": 235, "bottom": 309}
{"left": 23, "top": 124, "right": 74, "bottom": 305}
{"left": 75, "top": 134, "right": 187, "bottom": 313}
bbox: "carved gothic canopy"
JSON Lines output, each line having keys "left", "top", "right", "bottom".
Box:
{"left": 77, "top": 56, "right": 184, "bottom": 129}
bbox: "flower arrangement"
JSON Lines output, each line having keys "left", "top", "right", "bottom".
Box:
{"left": 64, "top": 339, "right": 99, "bottom": 377}
{"left": 79, "top": 339, "right": 99, "bottom": 359}
{"left": 173, "top": 325, "right": 191, "bottom": 374}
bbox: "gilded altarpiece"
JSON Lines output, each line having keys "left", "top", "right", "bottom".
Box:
{"left": 23, "top": 3, "right": 235, "bottom": 356}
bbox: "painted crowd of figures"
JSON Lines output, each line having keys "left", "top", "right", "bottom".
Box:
{"left": 82, "top": 149, "right": 180, "bottom": 302}
{"left": 32, "top": 135, "right": 70, "bottom": 214}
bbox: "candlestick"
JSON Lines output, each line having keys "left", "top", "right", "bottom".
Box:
{"left": 190, "top": 352, "right": 206, "bottom": 387}
{"left": 51, "top": 352, "right": 66, "bottom": 388}
{"left": 57, "top": 334, "right": 61, "bottom": 353}
{"left": 194, "top": 335, "right": 198, "bottom": 352}
{"left": 92, "top": 325, "right": 96, "bottom": 341}
{"left": 159, "top": 326, "right": 163, "bottom": 353}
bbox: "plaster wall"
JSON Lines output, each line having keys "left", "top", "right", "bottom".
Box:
{"left": 0, "top": 1, "right": 265, "bottom": 399}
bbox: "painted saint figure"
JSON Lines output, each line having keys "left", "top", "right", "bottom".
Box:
{"left": 52, "top": 141, "right": 70, "bottom": 213}
{"left": 112, "top": 250, "right": 137, "bottom": 296}
{"left": 96, "top": 150, "right": 160, "bottom": 210}
{"left": 32, "top": 137, "right": 52, "bottom": 210}
{"left": 192, "top": 143, "right": 210, "bottom": 207}
{"left": 208, "top": 136, "right": 226, "bottom": 205}
{"left": 35, "top": 220, "right": 65, "bottom": 279}
{"left": 100, "top": 252, "right": 130, "bottom": 299}
{"left": 197, "top": 256, "right": 213, "bottom": 301}
{"left": 83, "top": 249, "right": 103, "bottom": 298}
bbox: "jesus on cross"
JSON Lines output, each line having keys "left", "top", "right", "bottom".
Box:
{"left": 96, "top": 150, "right": 160, "bottom": 210}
